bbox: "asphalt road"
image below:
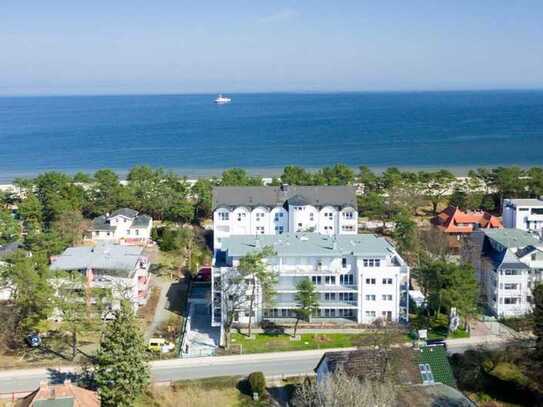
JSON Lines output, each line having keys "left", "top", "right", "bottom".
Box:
{"left": 0, "top": 339, "right": 505, "bottom": 394}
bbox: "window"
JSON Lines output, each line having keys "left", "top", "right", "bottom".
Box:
{"left": 343, "top": 211, "right": 354, "bottom": 219}
{"left": 382, "top": 278, "right": 393, "bottom": 285}
{"left": 365, "top": 295, "right": 376, "bottom": 301}
{"left": 340, "top": 274, "right": 354, "bottom": 285}
{"left": 532, "top": 253, "right": 537, "bottom": 261}
{"left": 504, "top": 297, "right": 519, "bottom": 305}
{"left": 237, "top": 212, "right": 246, "bottom": 222}
{"left": 532, "top": 208, "right": 543, "bottom": 215}
{"left": 218, "top": 212, "right": 229, "bottom": 221}
{"left": 256, "top": 226, "right": 265, "bottom": 234}
{"left": 127, "top": 229, "right": 131, "bottom": 235}
{"left": 312, "top": 276, "right": 322, "bottom": 285}
{"left": 275, "top": 226, "right": 284, "bottom": 234}
{"left": 365, "top": 278, "right": 376, "bottom": 285}
{"left": 503, "top": 269, "right": 521, "bottom": 276}
{"left": 365, "top": 311, "right": 376, "bottom": 317}
{"left": 419, "top": 364, "right": 435, "bottom": 385}
{"left": 309, "top": 212, "right": 314, "bottom": 221}
{"left": 324, "top": 293, "right": 336, "bottom": 301}
{"left": 135, "top": 229, "right": 139, "bottom": 236}
{"left": 255, "top": 212, "right": 265, "bottom": 221}
{"left": 504, "top": 283, "right": 518, "bottom": 290}
{"left": 518, "top": 208, "right": 529, "bottom": 211}
{"left": 342, "top": 257, "right": 347, "bottom": 268}
{"left": 106, "top": 232, "right": 111, "bottom": 237}
{"left": 325, "top": 276, "right": 336, "bottom": 285}
{"left": 382, "top": 311, "right": 392, "bottom": 321}
{"left": 363, "top": 259, "right": 381, "bottom": 267}
{"left": 339, "top": 309, "right": 354, "bottom": 317}
{"left": 382, "top": 295, "right": 393, "bottom": 301}
{"left": 342, "top": 225, "right": 355, "bottom": 232}
{"left": 324, "top": 212, "right": 333, "bottom": 220}
{"left": 324, "top": 226, "right": 334, "bottom": 231}
{"left": 339, "top": 292, "right": 354, "bottom": 301}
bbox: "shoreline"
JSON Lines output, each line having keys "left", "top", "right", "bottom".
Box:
{"left": 0, "top": 163, "right": 534, "bottom": 185}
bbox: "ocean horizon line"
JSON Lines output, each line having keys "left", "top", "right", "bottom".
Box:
{"left": 2, "top": 88, "right": 543, "bottom": 99}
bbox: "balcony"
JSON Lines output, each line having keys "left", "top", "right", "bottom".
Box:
{"left": 273, "top": 300, "right": 358, "bottom": 308}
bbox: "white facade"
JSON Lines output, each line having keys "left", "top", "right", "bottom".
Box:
{"left": 212, "top": 234, "right": 409, "bottom": 328}
{"left": 87, "top": 208, "right": 153, "bottom": 245}
{"left": 212, "top": 185, "right": 358, "bottom": 250}
{"left": 465, "top": 229, "right": 543, "bottom": 318}
{"left": 214, "top": 204, "right": 358, "bottom": 250}
{"left": 503, "top": 198, "right": 543, "bottom": 236}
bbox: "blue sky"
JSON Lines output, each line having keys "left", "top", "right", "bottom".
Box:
{"left": 1, "top": 1, "right": 543, "bottom": 95}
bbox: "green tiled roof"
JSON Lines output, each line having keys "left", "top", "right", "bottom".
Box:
{"left": 419, "top": 345, "right": 456, "bottom": 387}
{"left": 221, "top": 233, "right": 395, "bottom": 257}
{"left": 483, "top": 229, "right": 541, "bottom": 249}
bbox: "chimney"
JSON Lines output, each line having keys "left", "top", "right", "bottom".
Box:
{"left": 281, "top": 183, "right": 289, "bottom": 193}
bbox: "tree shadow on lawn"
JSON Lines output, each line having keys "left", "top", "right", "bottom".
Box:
{"left": 166, "top": 281, "right": 188, "bottom": 317}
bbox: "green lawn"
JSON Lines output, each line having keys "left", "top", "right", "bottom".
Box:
{"left": 230, "top": 332, "right": 405, "bottom": 354}
{"left": 411, "top": 314, "right": 470, "bottom": 340}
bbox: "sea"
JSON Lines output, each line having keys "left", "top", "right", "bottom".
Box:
{"left": 1, "top": 91, "right": 543, "bottom": 182}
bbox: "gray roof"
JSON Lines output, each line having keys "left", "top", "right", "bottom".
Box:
{"left": 50, "top": 243, "right": 144, "bottom": 276}
{"left": 89, "top": 215, "right": 116, "bottom": 231}
{"left": 505, "top": 198, "right": 543, "bottom": 208}
{"left": 131, "top": 215, "right": 152, "bottom": 228}
{"left": 0, "top": 241, "right": 23, "bottom": 258}
{"left": 212, "top": 186, "right": 357, "bottom": 210}
{"left": 483, "top": 229, "right": 542, "bottom": 249}
{"left": 220, "top": 233, "right": 395, "bottom": 257}
{"left": 111, "top": 208, "right": 139, "bottom": 218}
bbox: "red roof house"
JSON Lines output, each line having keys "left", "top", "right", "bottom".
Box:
{"left": 432, "top": 206, "right": 502, "bottom": 235}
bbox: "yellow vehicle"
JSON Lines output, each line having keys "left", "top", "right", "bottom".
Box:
{"left": 147, "top": 338, "right": 174, "bottom": 353}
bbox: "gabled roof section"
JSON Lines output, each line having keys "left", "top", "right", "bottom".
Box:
{"left": 131, "top": 214, "right": 152, "bottom": 228}
{"left": 212, "top": 186, "right": 357, "bottom": 210}
{"left": 19, "top": 381, "right": 99, "bottom": 407}
{"left": 88, "top": 215, "right": 116, "bottom": 232}
{"left": 483, "top": 229, "right": 542, "bottom": 249}
{"left": 110, "top": 208, "right": 138, "bottom": 218}
{"left": 315, "top": 348, "right": 421, "bottom": 384}
{"left": 287, "top": 194, "right": 309, "bottom": 206}
{"left": 432, "top": 206, "right": 502, "bottom": 234}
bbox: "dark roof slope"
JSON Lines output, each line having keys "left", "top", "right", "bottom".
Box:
{"left": 212, "top": 185, "right": 357, "bottom": 210}
{"left": 89, "top": 215, "right": 116, "bottom": 231}
{"left": 131, "top": 215, "right": 152, "bottom": 228}
{"left": 315, "top": 348, "right": 421, "bottom": 385}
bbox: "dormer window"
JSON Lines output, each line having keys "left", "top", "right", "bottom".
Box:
{"left": 218, "top": 212, "right": 229, "bottom": 221}
{"left": 343, "top": 211, "right": 354, "bottom": 219}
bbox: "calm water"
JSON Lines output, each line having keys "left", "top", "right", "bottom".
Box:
{"left": 1, "top": 91, "right": 543, "bottom": 181}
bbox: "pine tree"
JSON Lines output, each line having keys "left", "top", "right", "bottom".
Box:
{"left": 95, "top": 300, "right": 149, "bottom": 407}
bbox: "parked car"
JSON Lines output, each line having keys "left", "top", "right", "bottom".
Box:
{"left": 147, "top": 338, "right": 175, "bottom": 353}
{"left": 25, "top": 333, "right": 42, "bottom": 348}
{"left": 426, "top": 338, "right": 447, "bottom": 350}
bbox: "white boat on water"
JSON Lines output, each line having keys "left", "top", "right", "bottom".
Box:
{"left": 214, "top": 94, "right": 231, "bottom": 104}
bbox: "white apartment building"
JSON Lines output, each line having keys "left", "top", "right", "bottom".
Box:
{"left": 502, "top": 198, "right": 543, "bottom": 236}
{"left": 212, "top": 185, "right": 358, "bottom": 250}
{"left": 465, "top": 228, "right": 543, "bottom": 317}
{"left": 87, "top": 208, "right": 153, "bottom": 244}
{"left": 211, "top": 233, "right": 409, "bottom": 330}
{"left": 50, "top": 242, "right": 151, "bottom": 312}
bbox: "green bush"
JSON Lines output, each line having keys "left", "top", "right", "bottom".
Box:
{"left": 248, "top": 371, "right": 266, "bottom": 396}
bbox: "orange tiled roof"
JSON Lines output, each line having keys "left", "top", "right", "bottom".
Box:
{"left": 18, "top": 380, "right": 99, "bottom": 407}
{"left": 432, "top": 206, "right": 503, "bottom": 234}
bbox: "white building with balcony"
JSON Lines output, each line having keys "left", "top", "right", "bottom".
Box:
{"left": 212, "top": 185, "right": 358, "bottom": 250}
{"left": 464, "top": 228, "right": 543, "bottom": 317}
{"left": 212, "top": 233, "right": 409, "bottom": 329}
{"left": 86, "top": 208, "right": 153, "bottom": 245}
{"left": 502, "top": 198, "right": 543, "bottom": 237}
{"left": 50, "top": 242, "right": 151, "bottom": 312}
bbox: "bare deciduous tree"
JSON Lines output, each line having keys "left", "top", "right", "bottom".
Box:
{"left": 292, "top": 369, "right": 397, "bottom": 407}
